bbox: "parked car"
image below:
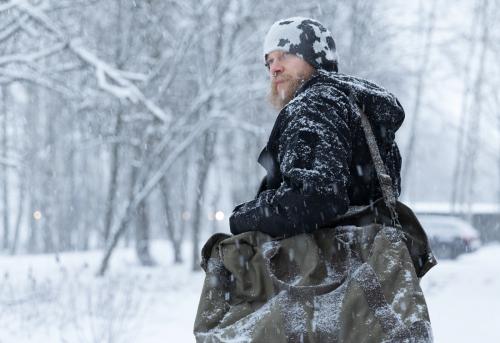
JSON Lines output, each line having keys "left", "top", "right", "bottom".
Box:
{"left": 416, "top": 214, "right": 481, "bottom": 260}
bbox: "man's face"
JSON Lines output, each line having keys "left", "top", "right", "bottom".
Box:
{"left": 266, "top": 50, "right": 315, "bottom": 110}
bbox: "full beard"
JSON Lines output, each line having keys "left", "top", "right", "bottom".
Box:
{"left": 267, "top": 74, "right": 310, "bottom": 111}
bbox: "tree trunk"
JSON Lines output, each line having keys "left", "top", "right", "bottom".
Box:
{"left": 40, "top": 87, "right": 55, "bottom": 254}
{"left": 10, "top": 175, "right": 25, "bottom": 255}
{"left": 462, "top": 0, "right": 490, "bottom": 221}
{"left": 103, "top": 0, "right": 129, "bottom": 245}
{"left": 135, "top": 200, "right": 155, "bottom": 266}
{"left": 129, "top": 144, "right": 153, "bottom": 265}
{"left": 450, "top": 2, "right": 479, "bottom": 212}
{"left": 401, "top": 0, "right": 437, "bottom": 197}
{"left": 1, "top": 86, "right": 9, "bottom": 251}
{"left": 160, "top": 178, "right": 183, "bottom": 264}
{"left": 98, "top": 200, "right": 134, "bottom": 276}
{"left": 103, "top": 109, "right": 123, "bottom": 244}
{"left": 28, "top": 197, "right": 38, "bottom": 253}
{"left": 497, "top": 90, "right": 500, "bottom": 206}
{"left": 498, "top": 114, "right": 500, "bottom": 206}
{"left": 210, "top": 179, "right": 221, "bottom": 235}
{"left": 27, "top": 85, "right": 39, "bottom": 254}
{"left": 10, "top": 99, "right": 26, "bottom": 255}
{"left": 191, "top": 131, "right": 216, "bottom": 271}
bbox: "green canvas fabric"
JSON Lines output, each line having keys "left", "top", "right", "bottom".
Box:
{"left": 194, "top": 201, "right": 436, "bottom": 343}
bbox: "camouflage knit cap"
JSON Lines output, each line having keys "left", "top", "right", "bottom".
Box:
{"left": 263, "top": 17, "right": 338, "bottom": 72}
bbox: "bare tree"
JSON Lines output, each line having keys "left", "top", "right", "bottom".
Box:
{"left": 191, "top": 131, "right": 216, "bottom": 271}
{"left": 450, "top": 0, "right": 480, "bottom": 212}
{"left": 461, "top": 0, "right": 491, "bottom": 219}
{"left": 160, "top": 177, "right": 184, "bottom": 264}
{"left": 2, "top": 0, "right": 496, "bottom": 274}
{"left": 1, "top": 86, "right": 9, "bottom": 250}
{"left": 401, "top": 0, "right": 438, "bottom": 197}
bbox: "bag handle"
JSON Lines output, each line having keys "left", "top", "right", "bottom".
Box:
{"left": 358, "top": 105, "right": 400, "bottom": 227}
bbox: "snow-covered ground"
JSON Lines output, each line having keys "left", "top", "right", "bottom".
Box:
{"left": 420, "top": 244, "right": 500, "bottom": 343}
{"left": 1, "top": 242, "right": 499, "bottom": 343}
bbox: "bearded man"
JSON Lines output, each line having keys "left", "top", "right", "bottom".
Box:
{"left": 194, "top": 18, "right": 436, "bottom": 342}
{"left": 229, "top": 17, "right": 404, "bottom": 236}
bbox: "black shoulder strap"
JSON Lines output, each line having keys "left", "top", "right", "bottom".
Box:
{"left": 358, "top": 105, "right": 400, "bottom": 226}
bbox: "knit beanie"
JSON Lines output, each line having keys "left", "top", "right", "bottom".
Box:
{"left": 263, "top": 17, "right": 338, "bottom": 72}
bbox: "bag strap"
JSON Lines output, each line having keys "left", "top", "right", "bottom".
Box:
{"left": 358, "top": 105, "right": 400, "bottom": 227}
{"left": 353, "top": 263, "right": 412, "bottom": 340}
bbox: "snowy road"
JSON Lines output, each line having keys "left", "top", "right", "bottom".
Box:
{"left": 1, "top": 243, "right": 499, "bottom": 342}
{"left": 420, "top": 245, "right": 500, "bottom": 343}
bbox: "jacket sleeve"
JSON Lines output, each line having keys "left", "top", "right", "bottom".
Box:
{"left": 230, "top": 88, "right": 352, "bottom": 237}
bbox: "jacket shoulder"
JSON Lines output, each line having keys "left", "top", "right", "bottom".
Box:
{"left": 292, "top": 79, "right": 353, "bottom": 109}
{"left": 279, "top": 80, "right": 354, "bottom": 135}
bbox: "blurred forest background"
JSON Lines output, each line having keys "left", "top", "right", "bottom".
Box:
{"left": 0, "top": 0, "right": 499, "bottom": 273}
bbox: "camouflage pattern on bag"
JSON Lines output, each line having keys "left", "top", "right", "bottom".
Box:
{"left": 194, "top": 201, "right": 436, "bottom": 343}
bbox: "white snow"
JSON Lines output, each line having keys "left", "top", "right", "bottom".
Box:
{"left": 0, "top": 242, "right": 203, "bottom": 343}
{"left": 420, "top": 244, "right": 500, "bottom": 343}
{"left": 1, "top": 241, "right": 499, "bottom": 342}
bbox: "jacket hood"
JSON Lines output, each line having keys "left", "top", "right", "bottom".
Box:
{"left": 297, "top": 70, "right": 405, "bottom": 141}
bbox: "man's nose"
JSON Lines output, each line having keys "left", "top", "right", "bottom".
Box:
{"left": 269, "top": 61, "right": 284, "bottom": 76}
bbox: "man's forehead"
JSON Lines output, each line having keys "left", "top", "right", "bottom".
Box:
{"left": 266, "top": 50, "right": 288, "bottom": 59}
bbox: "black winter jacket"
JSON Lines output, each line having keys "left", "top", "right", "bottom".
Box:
{"left": 230, "top": 70, "right": 404, "bottom": 237}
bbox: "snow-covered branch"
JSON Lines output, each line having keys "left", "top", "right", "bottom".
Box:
{"left": 132, "top": 117, "right": 217, "bottom": 207}
{"left": 0, "top": 13, "right": 27, "bottom": 43}
{"left": 16, "top": 0, "right": 65, "bottom": 39}
{"left": 0, "top": 156, "right": 21, "bottom": 169}
{"left": 213, "top": 112, "right": 264, "bottom": 136}
{"left": 135, "top": 110, "right": 262, "bottom": 207}
{"left": 2, "top": 1, "right": 173, "bottom": 127}
{"left": 69, "top": 40, "right": 172, "bottom": 124}
{"left": 0, "top": 42, "right": 67, "bottom": 66}
{"left": 0, "top": 0, "right": 19, "bottom": 13}
{"left": 0, "top": 67, "right": 75, "bottom": 96}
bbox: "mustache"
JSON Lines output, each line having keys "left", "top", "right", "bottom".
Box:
{"left": 272, "top": 74, "right": 309, "bottom": 85}
{"left": 274, "top": 77, "right": 290, "bottom": 83}
{"left": 272, "top": 74, "right": 292, "bottom": 83}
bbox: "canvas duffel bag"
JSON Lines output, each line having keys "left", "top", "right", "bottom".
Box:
{"left": 194, "top": 200, "right": 436, "bottom": 343}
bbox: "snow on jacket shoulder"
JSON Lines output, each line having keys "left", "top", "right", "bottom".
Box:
{"left": 230, "top": 70, "right": 404, "bottom": 237}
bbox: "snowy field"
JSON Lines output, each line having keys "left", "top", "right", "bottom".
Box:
{"left": 1, "top": 242, "right": 499, "bottom": 343}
